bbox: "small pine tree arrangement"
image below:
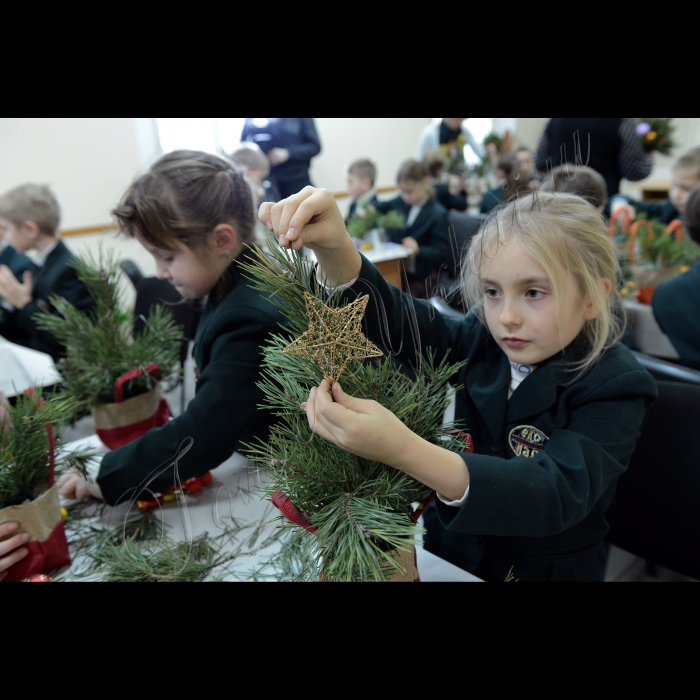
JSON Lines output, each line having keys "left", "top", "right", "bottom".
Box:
{"left": 0, "top": 389, "right": 94, "bottom": 509}
{"left": 346, "top": 206, "right": 406, "bottom": 240}
{"left": 34, "top": 249, "right": 183, "bottom": 409}
{"left": 238, "top": 238, "right": 469, "bottom": 582}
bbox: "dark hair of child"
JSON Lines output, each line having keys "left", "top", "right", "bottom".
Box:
{"left": 541, "top": 164, "right": 608, "bottom": 210}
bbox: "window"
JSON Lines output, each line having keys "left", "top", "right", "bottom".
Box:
{"left": 155, "top": 118, "right": 246, "bottom": 156}
{"left": 430, "top": 117, "right": 494, "bottom": 166}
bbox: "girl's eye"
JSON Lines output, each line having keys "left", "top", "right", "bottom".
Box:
{"left": 484, "top": 288, "right": 500, "bottom": 298}
{"left": 161, "top": 256, "right": 174, "bottom": 263}
{"left": 526, "top": 289, "right": 545, "bottom": 299}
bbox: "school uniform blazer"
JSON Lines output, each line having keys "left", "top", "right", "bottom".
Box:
{"left": 5, "top": 240, "right": 93, "bottom": 361}
{"left": 607, "top": 196, "right": 679, "bottom": 225}
{"left": 345, "top": 195, "right": 381, "bottom": 225}
{"left": 652, "top": 258, "right": 700, "bottom": 370}
{"left": 95, "top": 259, "right": 289, "bottom": 506}
{"left": 345, "top": 255, "right": 658, "bottom": 582}
{"left": 377, "top": 196, "right": 449, "bottom": 279}
{"left": 435, "top": 184, "right": 468, "bottom": 212}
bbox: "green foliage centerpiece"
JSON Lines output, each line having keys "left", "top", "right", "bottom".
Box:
{"left": 238, "top": 238, "right": 468, "bottom": 582}
{"left": 345, "top": 206, "right": 406, "bottom": 242}
{"left": 34, "top": 249, "right": 184, "bottom": 449}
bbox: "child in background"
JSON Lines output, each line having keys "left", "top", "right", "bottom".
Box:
{"left": 422, "top": 149, "right": 468, "bottom": 212}
{"left": 609, "top": 146, "right": 700, "bottom": 225}
{"left": 263, "top": 188, "right": 657, "bottom": 582}
{"left": 651, "top": 184, "right": 700, "bottom": 370}
{"left": 540, "top": 164, "right": 608, "bottom": 212}
{"left": 375, "top": 159, "right": 449, "bottom": 297}
{"left": 0, "top": 184, "right": 93, "bottom": 360}
{"left": 480, "top": 155, "right": 532, "bottom": 215}
{"left": 344, "top": 158, "right": 380, "bottom": 225}
{"left": 58, "top": 150, "right": 289, "bottom": 506}
{"left": 229, "top": 142, "right": 279, "bottom": 205}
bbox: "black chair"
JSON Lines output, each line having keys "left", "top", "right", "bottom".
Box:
{"left": 605, "top": 380, "right": 700, "bottom": 581}
{"left": 432, "top": 211, "right": 488, "bottom": 311}
{"left": 632, "top": 350, "right": 700, "bottom": 386}
{"left": 119, "top": 259, "right": 145, "bottom": 291}
{"left": 121, "top": 261, "right": 202, "bottom": 414}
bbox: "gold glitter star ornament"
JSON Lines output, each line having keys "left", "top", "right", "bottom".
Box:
{"left": 283, "top": 293, "right": 383, "bottom": 384}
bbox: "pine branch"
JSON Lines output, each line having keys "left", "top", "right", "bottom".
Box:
{"left": 34, "top": 246, "right": 183, "bottom": 408}
{"left": 240, "top": 235, "right": 470, "bottom": 581}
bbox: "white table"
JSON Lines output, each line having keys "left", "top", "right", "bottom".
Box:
{"left": 0, "top": 336, "right": 61, "bottom": 397}
{"left": 305, "top": 243, "right": 413, "bottom": 290}
{"left": 58, "top": 434, "right": 481, "bottom": 582}
{"left": 624, "top": 299, "right": 679, "bottom": 360}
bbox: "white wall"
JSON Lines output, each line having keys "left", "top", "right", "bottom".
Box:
{"left": 310, "top": 117, "right": 431, "bottom": 194}
{"left": 0, "top": 118, "right": 143, "bottom": 230}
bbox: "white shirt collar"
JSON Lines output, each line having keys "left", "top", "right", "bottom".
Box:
{"left": 32, "top": 241, "right": 58, "bottom": 268}
{"left": 356, "top": 188, "right": 377, "bottom": 207}
{"left": 508, "top": 361, "right": 536, "bottom": 399}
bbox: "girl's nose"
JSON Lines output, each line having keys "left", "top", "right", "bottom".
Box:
{"left": 499, "top": 298, "right": 521, "bottom": 327}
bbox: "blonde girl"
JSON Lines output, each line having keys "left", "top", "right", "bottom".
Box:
{"left": 261, "top": 188, "right": 657, "bottom": 582}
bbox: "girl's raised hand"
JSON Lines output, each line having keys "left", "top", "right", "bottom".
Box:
{"left": 259, "top": 187, "right": 347, "bottom": 252}
{"left": 260, "top": 187, "right": 362, "bottom": 285}
{"left": 301, "top": 380, "right": 414, "bottom": 467}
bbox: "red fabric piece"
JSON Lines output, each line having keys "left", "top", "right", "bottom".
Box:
{"left": 113, "top": 363, "right": 161, "bottom": 403}
{"left": 95, "top": 398, "right": 171, "bottom": 450}
{"left": 3, "top": 520, "right": 71, "bottom": 583}
{"left": 271, "top": 491, "right": 317, "bottom": 534}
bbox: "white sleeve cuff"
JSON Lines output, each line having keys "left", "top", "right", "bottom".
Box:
{"left": 84, "top": 457, "right": 105, "bottom": 500}
{"left": 437, "top": 485, "right": 469, "bottom": 508}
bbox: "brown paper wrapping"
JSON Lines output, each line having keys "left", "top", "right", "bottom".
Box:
{"left": 0, "top": 485, "right": 61, "bottom": 542}
{"left": 91, "top": 383, "right": 165, "bottom": 430}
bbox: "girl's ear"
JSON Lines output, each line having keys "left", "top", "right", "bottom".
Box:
{"left": 212, "top": 223, "right": 238, "bottom": 258}
{"left": 584, "top": 278, "right": 613, "bottom": 320}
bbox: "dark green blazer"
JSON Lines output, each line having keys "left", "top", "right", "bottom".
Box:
{"left": 652, "top": 259, "right": 700, "bottom": 370}
{"left": 377, "top": 196, "right": 449, "bottom": 280}
{"left": 0, "top": 244, "right": 37, "bottom": 337}
{"left": 96, "top": 259, "right": 289, "bottom": 506}
{"left": 346, "top": 255, "right": 657, "bottom": 582}
{"left": 4, "top": 240, "right": 93, "bottom": 360}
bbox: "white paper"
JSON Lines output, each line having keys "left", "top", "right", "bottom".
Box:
{"left": 0, "top": 336, "right": 62, "bottom": 397}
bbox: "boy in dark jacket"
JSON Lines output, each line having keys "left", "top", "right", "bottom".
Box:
{"left": 0, "top": 184, "right": 93, "bottom": 360}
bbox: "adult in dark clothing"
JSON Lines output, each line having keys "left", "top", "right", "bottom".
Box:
{"left": 0, "top": 184, "right": 93, "bottom": 361}
{"left": 651, "top": 184, "right": 700, "bottom": 371}
{"left": 241, "top": 118, "right": 321, "bottom": 200}
{"left": 535, "top": 118, "right": 652, "bottom": 198}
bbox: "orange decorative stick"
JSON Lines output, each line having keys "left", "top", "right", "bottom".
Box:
{"left": 665, "top": 219, "right": 684, "bottom": 242}
{"left": 629, "top": 220, "right": 655, "bottom": 266}
{"left": 609, "top": 207, "right": 631, "bottom": 239}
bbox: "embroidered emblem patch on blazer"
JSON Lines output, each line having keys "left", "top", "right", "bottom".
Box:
{"left": 509, "top": 425, "right": 549, "bottom": 458}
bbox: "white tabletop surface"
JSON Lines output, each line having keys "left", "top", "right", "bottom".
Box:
{"left": 0, "top": 336, "right": 61, "bottom": 397}
{"left": 58, "top": 434, "right": 481, "bottom": 583}
{"left": 624, "top": 299, "right": 679, "bottom": 360}
{"left": 305, "top": 242, "right": 413, "bottom": 266}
